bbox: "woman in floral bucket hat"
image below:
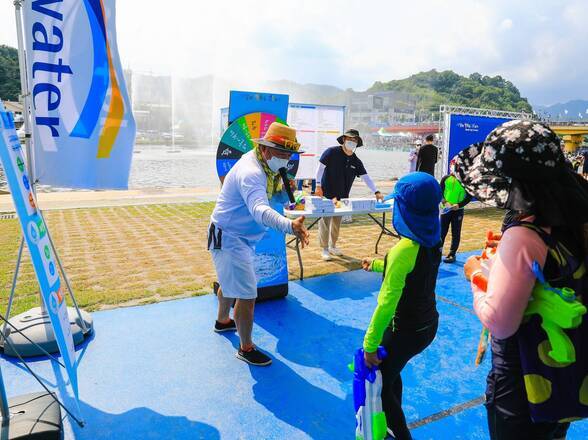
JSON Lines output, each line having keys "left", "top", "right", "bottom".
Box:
{"left": 455, "top": 120, "right": 588, "bottom": 439}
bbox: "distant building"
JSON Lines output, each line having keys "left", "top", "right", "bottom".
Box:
{"left": 3, "top": 101, "right": 24, "bottom": 129}
{"left": 344, "top": 90, "right": 418, "bottom": 131}
{"left": 130, "top": 72, "right": 172, "bottom": 139}
{"left": 128, "top": 71, "right": 214, "bottom": 146}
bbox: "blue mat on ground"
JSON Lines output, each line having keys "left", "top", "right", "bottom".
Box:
{"left": 2, "top": 252, "right": 587, "bottom": 439}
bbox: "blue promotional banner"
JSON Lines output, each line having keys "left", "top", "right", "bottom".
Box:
{"left": 0, "top": 102, "right": 79, "bottom": 400}
{"left": 226, "top": 91, "right": 290, "bottom": 297}
{"left": 229, "top": 90, "right": 289, "bottom": 124}
{"left": 446, "top": 114, "right": 511, "bottom": 171}
{"left": 23, "top": 0, "right": 136, "bottom": 189}
{"left": 254, "top": 195, "right": 289, "bottom": 289}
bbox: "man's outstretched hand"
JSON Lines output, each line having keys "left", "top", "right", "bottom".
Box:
{"left": 361, "top": 258, "right": 372, "bottom": 271}
{"left": 314, "top": 186, "right": 323, "bottom": 197}
{"left": 292, "top": 216, "right": 310, "bottom": 248}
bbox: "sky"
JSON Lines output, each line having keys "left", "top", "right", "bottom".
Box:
{"left": 1, "top": 0, "right": 587, "bottom": 106}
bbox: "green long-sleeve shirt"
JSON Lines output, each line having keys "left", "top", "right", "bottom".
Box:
{"left": 363, "top": 237, "right": 440, "bottom": 352}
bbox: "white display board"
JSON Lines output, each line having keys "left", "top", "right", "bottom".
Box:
{"left": 219, "top": 103, "right": 345, "bottom": 180}
{"left": 287, "top": 104, "right": 345, "bottom": 180}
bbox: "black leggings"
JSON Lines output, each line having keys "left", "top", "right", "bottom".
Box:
{"left": 440, "top": 209, "right": 464, "bottom": 256}
{"left": 485, "top": 370, "right": 570, "bottom": 440}
{"left": 380, "top": 320, "right": 438, "bottom": 440}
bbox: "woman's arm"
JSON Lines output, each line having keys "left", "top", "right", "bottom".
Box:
{"left": 472, "top": 226, "right": 548, "bottom": 339}
{"left": 315, "top": 163, "right": 326, "bottom": 183}
{"left": 360, "top": 174, "right": 378, "bottom": 193}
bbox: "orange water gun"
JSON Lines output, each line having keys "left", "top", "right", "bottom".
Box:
{"left": 472, "top": 231, "right": 501, "bottom": 366}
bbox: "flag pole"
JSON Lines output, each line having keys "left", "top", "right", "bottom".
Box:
{"left": 13, "top": 0, "right": 34, "bottom": 189}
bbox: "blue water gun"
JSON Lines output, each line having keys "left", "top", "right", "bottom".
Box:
{"left": 348, "top": 347, "right": 388, "bottom": 440}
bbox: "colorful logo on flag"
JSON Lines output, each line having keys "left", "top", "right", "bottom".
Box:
{"left": 70, "top": 0, "right": 124, "bottom": 159}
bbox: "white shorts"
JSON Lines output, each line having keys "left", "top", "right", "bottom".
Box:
{"left": 211, "top": 247, "right": 257, "bottom": 300}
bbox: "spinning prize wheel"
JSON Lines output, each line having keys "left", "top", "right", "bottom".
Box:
{"left": 216, "top": 112, "right": 299, "bottom": 182}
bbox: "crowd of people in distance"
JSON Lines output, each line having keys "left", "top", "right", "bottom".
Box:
{"left": 565, "top": 150, "right": 588, "bottom": 178}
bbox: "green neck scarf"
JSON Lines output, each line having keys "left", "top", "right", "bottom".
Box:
{"left": 255, "top": 146, "right": 283, "bottom": 199}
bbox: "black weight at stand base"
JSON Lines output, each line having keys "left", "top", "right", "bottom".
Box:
{"left": 0, "top": 307, "right": 93, "bottom": 358}
{"left": 256, "top": 283, "right": 288, "bottom": 302}
{"left": 7, "top": 392, "right": 62, "bottom": 440}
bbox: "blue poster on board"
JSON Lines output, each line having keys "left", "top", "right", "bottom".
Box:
{"left": 254, "top": 194, "right": 289, "bottom": 289}
{"left": 226, "top": 91, "right": 290, "bottom": 299}
{"left": 447, "top": 114, "right": 511, "bottom": 171}
{"left": 229, "top": 90, "right": 289, "bottom": 124}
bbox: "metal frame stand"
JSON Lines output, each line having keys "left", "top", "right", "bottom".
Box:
{"left": 0, "top": 2, "right": 89, "bottom": 435}
{"left": 0, "top": 310, "right": 87, "bottom": 439}
{"left": 1, "top": 0, "right": 93, "bottom": 359}
{"left": 286, "top": 212, "right": 398, "bottom": 280}
{"left": 286, "top": 218, "right": 321, "bottom": 280}
{"left": 368, "top": 211, "right": 398, "bottom": 255}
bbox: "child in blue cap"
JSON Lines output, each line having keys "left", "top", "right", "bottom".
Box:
{"left": 361, "top": 172, "right": 442, "bottom": 440}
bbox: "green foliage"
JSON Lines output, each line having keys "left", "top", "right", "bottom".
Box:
{"left": 0, "top": 45, "right": 20, "bottom": 101}
{"left": 368, "top": 69, "right": 533, "bottom": 116}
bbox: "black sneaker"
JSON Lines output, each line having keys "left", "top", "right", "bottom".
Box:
{"left": 443, "top": 254, "right": 456, "bottom": 263}
{"left": 236, "top": 347, "right": 272, "bottom": 366}
{"left": 214, "top": 319, "right": 236, "bottom": 333}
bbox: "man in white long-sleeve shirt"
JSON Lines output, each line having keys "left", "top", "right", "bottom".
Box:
{"left": 314, "top": 129, "right": 383, "bottom": 261}
{"left": 208, "top": 122, "right": 309, "bottom": 366}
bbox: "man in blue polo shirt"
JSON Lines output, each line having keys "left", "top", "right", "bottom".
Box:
{"left": 315, "top": 129, "right": 383, "bottom": 260}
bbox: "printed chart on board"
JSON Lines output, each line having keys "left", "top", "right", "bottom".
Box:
{"left": 216, "top": 112, "right": 299, "bottom": 181}
{"left": 287, "top": 104, "right": 345, "bottom": 180}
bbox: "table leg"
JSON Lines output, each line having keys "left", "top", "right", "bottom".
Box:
{"left": 368, "top": 212, "right": 398, "bottom": 254}
{"left": 286, "top": 217, "right": 321, "bottom": 280}
{"left": 295, "top": 237, "right": 304, "bottom": 280}
{"left": 375, "top": 212, "right": 385, "bottom": 254}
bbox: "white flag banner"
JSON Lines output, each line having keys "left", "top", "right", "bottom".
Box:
{"left": 23, "top": 0, "right": 135, "bottom": 189}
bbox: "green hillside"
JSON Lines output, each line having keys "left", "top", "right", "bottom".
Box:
{"left": 369, "top": 69, "right": 533, "bottom": 114}
{"left": 0, "top": 45, "right": 20, "bottom": 101}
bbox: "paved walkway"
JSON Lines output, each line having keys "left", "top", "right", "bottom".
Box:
{"left": 0, "top": 187, "right": 221, "bottom": 212}
{"left": 0, "top": 181, "right": 399, "bottom": 212}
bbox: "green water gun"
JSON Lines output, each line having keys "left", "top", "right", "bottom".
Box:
{"left": 525, "top": 261, "right": 587, "bottom": 364}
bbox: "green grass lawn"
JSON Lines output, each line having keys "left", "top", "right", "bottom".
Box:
{"left": 0, "top": 202, "right": 503, "bottom": 317}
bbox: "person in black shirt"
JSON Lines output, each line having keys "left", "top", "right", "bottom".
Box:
{"left": 439, "top": 161, "right": 472, "bottom": 263}
{"left": 315, "top": 129, "right": 383, "bottom": 260}
{"left": 416, "top": 134, "right": 438, "bottom": 176}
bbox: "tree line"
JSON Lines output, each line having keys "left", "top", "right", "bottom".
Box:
{"left": 369, "top": 69, "right": 533, "bottom": 115}
{"left": 0, "top": 45, "right": 20, "bottom": 102}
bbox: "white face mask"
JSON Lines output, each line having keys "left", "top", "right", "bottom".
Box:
{"left": 267, "top": 156, "right": 290, "bottom": 173}
{"left": 345, "top": 140, "right": 358, "bottom": 151}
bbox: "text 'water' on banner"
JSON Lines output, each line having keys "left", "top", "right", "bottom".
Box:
{"left": 0, "top": 101, "right": 79, "bottom": 400}
{"left": 23, "top": 0, "right": 135, "bottom": 189}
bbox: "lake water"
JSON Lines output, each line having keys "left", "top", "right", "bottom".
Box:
{"left": 0, "top": 146, "right": 410, "bottom": 192}
{"left": 129, "top": 145, "right": 410, "bottom": 189}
